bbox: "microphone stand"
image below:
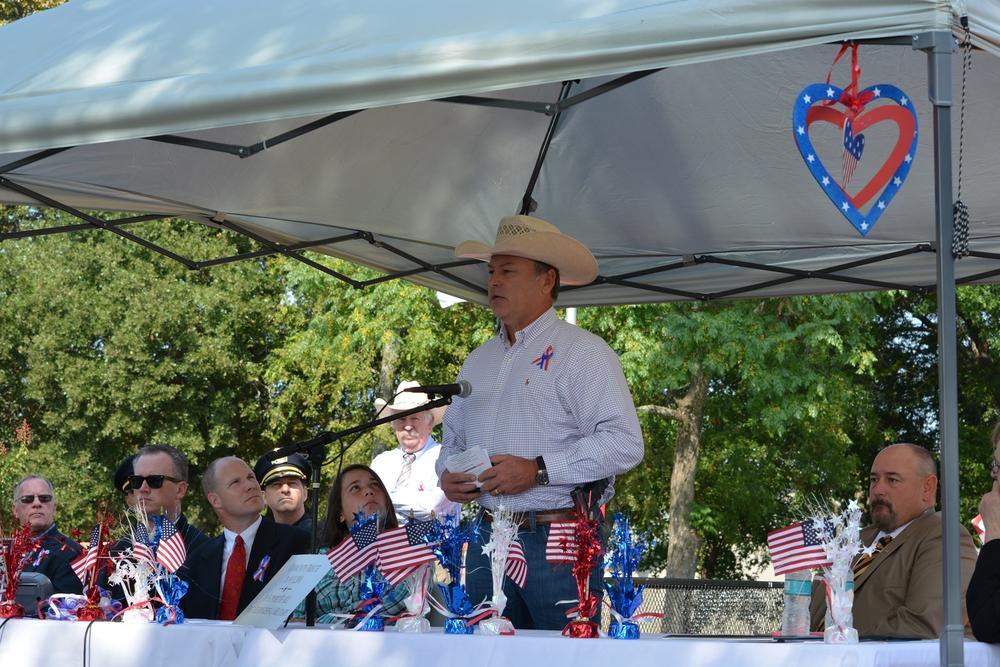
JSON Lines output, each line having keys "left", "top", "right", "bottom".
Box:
{"left": 266, "top": 394, "right": 455, "bottom": 627}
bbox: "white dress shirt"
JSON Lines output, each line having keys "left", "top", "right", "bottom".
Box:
{"left": 438, "top": 308, "right": 644, "bottom": 512}
{"left": 219, "top": 515, "right": 262, "bottom": 592}
{"left": 371, "top": 438, "right": 460, "bottom": 522}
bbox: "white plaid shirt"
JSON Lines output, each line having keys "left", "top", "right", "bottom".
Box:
{"left": 438, "top": 308, "right": 643, "bottom": 512}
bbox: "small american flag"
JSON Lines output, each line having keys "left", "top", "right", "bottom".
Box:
{"left": 545, "top": 521, "right": 578, "bottom": 564}
{"left": 505, "top": 539, "right": 527, "bottom": 588}
{"left": 377, "top": 519, "right": 438, "bottom": 585}
{"left": 155, "top": 517, "right": 186, "bottom": 573}
{"left": 70, "top": 524, "right": 102, "bottom": 584}
{"left": 842, "top": 118, "right": 865, "bottom": 186}
{"left": 767, "top": 521, "right": 831, "bottom": 575}
{"left": 327, "top": 518, "right": 379, "bottom": 581}
{"left": 973, "top": 514, "right": 986, "bottom": 538}
{"left": 131, "top": 522, "right": 154, "bottom": 563}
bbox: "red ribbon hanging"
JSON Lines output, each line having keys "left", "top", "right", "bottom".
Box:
{"left": 824, "top": 43, "right": 874, "bottom": 117}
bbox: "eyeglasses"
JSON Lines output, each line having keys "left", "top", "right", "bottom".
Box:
{"left": 990, "top": 460, "right": 1000, "bottom": 475}
{"left": 17, "top": 494, "right": 53, "bottom": 504}
{"left": 128, "top": 474, "right": 182, "bottom": 489}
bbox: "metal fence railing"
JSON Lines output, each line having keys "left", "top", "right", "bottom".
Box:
{"left": 600, "top": 578, "right": 785, "bottom": 636}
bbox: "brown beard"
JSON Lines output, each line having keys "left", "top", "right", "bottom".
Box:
{"left": 871, "top": 500, "right": 897, "bottom": 532}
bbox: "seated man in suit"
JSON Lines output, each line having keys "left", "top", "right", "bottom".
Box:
{"left": 810, "top": 443, "right": 977, "bottom": 638}
{"left": 131, "top": 444, "right": 209, "bottom": 552}
{"left": 104, "top": 445, "right": 212, "bottom": 604}
{"left": 180, "top": 456, "right": 310, "bottom": 620}
{"left": 12, "top": 475, "right": 84, "bottom": 594}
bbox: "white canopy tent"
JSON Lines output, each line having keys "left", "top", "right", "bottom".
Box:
{"left": 0, "top": 0, "right": 997, "bottom": 305}
{"left": 0, "top": 2, "right": 996, "bottom": 664}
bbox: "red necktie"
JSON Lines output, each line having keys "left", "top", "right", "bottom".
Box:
{"left": 218, "top": 535, "right": 246, "bottom": 620}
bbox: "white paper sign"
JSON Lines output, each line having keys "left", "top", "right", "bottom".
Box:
{"left": 233, "top": 554, "right": 331, "bottom": 628}
{"left": 445, "top": 445, "right": 493, "bottom": 487}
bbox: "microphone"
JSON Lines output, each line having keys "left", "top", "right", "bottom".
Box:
{"left": 403, "top": 380, "right": 472, "bottom": 398}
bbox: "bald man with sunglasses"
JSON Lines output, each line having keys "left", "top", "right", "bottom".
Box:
{"left": 12, "top": 475, "right": 84, "bottom": 594}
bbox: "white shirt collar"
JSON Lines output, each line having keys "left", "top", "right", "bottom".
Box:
{"left": 223, "top": 514, "right": 263, "bottom": 550}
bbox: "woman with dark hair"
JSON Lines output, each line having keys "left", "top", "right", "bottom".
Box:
{"left": 293, "top": 464, "right": 409, "bottom": 623}
{"left": 968, "top": 422, "right": 1000, "bottom": 642}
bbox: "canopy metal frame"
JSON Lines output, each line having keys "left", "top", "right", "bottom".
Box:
{"left": 0, "top": 28, "right": 970, "bottom": 667}
{"left": 2, "top": 61, "right": 988, "bottom": 305}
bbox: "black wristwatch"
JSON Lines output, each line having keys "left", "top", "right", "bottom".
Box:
{"left": 535, "top": 456, "right": 549, "bottom": 486}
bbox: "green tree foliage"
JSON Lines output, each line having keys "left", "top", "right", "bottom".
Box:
{"left": 860, "top": 286, "right": 1000, "bottom": 526}
{"left": 0, "top": 0, "right": 61, "bottom": 24}
{"left": 584, "top": 295, "right": 886, "bottom": 577}
{"left": 0, "top": 208, "right": 493, "bottom": 534}
{"left": 0, "top": 210, "right": 295, "bottom": 530}
{"left": 3, "top": 203, "right": 998, "bottom": 577}
{"left": 263, "top": 260, "right": 493, "bottom": 478}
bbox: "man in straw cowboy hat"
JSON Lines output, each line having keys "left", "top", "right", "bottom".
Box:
{"left": 372, "top": 380, "right": 460, "bottom": 523}
{"left": 437, "top": 215, "right": 643, "bottom": 630}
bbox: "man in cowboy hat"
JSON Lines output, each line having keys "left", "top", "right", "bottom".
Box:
{"left": 437, "top": 215, "right": 643, "bottom": 631}
{"left": 253, "top": 453, "right": 313, "bottom": 534}
{"left": 372, "top": 380, "right": 460, "bottom": 523}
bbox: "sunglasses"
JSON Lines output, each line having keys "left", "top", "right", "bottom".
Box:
{"left": 128, "top": 474, "right": 182, "bottom": 489}
{"left": 17, "top": 494, "right": 53, "bottom": 504}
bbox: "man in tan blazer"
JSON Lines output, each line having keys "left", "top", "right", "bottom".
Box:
{"left": 810, "top": 443, "right": 977, "bottom": 638}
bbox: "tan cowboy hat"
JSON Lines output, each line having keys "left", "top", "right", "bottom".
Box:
{"left": 374, "top": 380, "right": 446, "bottom": 426}
{"left": 455, "top": 215, "right": 598, "bottom": 285}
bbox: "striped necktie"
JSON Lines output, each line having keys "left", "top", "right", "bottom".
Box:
{"left": 396, "top": 452, "right": 416, "bottom": 489}
{"left": 853, "top": 535, "right": 893, "bottom": 579}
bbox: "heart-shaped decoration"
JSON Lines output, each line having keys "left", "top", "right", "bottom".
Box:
{"left": 793, "top": 83, "right": 918, "bottom": 236}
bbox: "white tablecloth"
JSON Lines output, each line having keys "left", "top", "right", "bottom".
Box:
{"left": 0, "top": 617, "right": 249, "bottom": 667}
{"left": 3, "top": 619, "right": 1000, "bottom": 667}
{"left": 237, "top": 627, "right": 1000, "bottom": 667}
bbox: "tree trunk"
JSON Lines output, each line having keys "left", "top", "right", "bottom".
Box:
{"left": 379, "top": 333, "right": 400, "bottom": 399}
{"left": 664, "top": 365, "right": 709, "bottom": 579}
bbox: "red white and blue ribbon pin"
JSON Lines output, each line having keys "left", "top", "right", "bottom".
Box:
{"left": 253, "top": 555, "right": 271, "bottom": 582}
{"left": 532, "top": 345, "right": 554, "bottom": 371}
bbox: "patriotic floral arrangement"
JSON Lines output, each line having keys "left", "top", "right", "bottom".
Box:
{"left": 353, "top": 562, "right": 393, "bottom": 631}
{"left": 555, "top": 487, "right": 604, "bottom": 639}
{"left": 66, "top": 506, "right": 118, "bottom": 621}
{"left": 811, "top": 500, "right": 864, "bottom": 644}
{"left": 108, "top": 507, "right": 189, "bottom": 625}
{"left": 604, "top": 513, "right": 659, "bottom": 639}
{"left": 427, "top": 513, "right": 491, "bottom": 634}
{"left": 0, "top": 524, "right": 42, "bottom": 619}
{"left": 478, "top": 504, "right": 527, "bottom": 636}
{"left": 395, "top": 561, "right": 435, "bottom": 633}
{"left": 325, "top": 512, "right": 436, "bottom": 630}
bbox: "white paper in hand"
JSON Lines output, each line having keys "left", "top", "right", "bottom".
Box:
{"left": 445, "top": 446, "right": 493, "bottom": 487}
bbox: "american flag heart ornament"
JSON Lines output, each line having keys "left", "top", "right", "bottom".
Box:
{"left": 793, "top": 83, "right": 918, "bottom": 236}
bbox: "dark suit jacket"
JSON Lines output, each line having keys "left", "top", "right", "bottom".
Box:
{"left": 22, "top": 524, "right": 84, "bottom": 595}
{"left": 809, "top": 510, "right": 977, "bottom": 639}
{"left": 179, "top": 516, "right": 310, "bottom": 620}
{"left": 174, "top": 514, "right": 211, "bottom": 554}
{"left": 967, "top": 538, "right": 1000, "bottom": 642}
{"left": 291, "top": 513, "right": 313, "bottom": 539}
{"left": 103, "top": 513, "right": 210, "bottom": 602}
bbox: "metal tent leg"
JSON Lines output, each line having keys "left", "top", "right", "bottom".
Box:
{"left": 914, "top": 29, "right": 961, "bottom": 667}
